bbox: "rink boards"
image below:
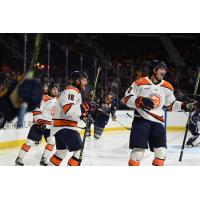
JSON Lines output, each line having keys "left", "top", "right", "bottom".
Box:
{"left": 0, "top": 110, "right": 188, "bottom": 149}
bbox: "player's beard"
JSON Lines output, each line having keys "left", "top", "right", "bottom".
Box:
{"left": 154, "top": 72, "right": 166, "bottom": 83}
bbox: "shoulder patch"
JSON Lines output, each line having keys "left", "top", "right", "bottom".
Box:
{"left": 65, "top": 86, "right": 80, "bottom": 93}
{"left": 135, "top": 77, "right": 151, "bottom": 86}
{"left": 42, "top": 95, "right": 52, "bottom": 102}
{"left": 161, "top": 81, "right": 174, "bottom": 91}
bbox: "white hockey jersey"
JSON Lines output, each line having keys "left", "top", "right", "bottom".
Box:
{"left": 124, "top": 76, "right": 183, "bottom": 124}
{"left": 32, "top": 95, "right": 58, "bottom": 129}
{"left": 51, "top": 85, "right": 82, "bottom": 134}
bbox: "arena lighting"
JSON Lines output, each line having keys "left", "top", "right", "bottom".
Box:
{"left": 33, "top": 63, "right": 45, "bottom": 69}
{"left": 40, "top": 64, "right": 45, "bottom": 69}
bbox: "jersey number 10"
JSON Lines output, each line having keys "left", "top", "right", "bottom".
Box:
{"left": 68, "top": 94, "right": 74, "bottom": 101}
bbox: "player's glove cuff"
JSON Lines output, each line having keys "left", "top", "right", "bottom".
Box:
{"left": 36, "top": 120, "right": 46, "bottom": 130}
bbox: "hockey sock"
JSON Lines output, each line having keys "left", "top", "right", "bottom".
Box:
{"left": 152, "top": 147, "right": 166, "bottom": 166}
{"left": 152, "top": 158, "right": 165, "bottom": 166}
{"left": 68, "top": 156, "right": 81, "bottom": 166}
{"left": 128, "top": 148, "right": 145, "bottom": 166}
{"left": 68, "top": 150, "right": 82, "bottom": 166}
{"left": 18, "top": 139, "right": 34, "bottom": 160}
{"left": 128, "top": 160, "right": 140, "bottom": 166}
{"left": 48, "top": 149, "right": 68, "bottom": 166}
{"left": 42, "top": 144, "right": 54, "bottom": 160}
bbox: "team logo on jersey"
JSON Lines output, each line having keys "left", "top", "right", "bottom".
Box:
{"left": 148, "top": 94, "right": 161, "bottom": 109}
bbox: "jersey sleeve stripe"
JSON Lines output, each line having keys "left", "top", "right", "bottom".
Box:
{"left": 32, "top": 111, "right": 42, "bottom": 116}
{"left": 62, "top": 103, "right": 73, "bottom": 114}
{"left": 167, "top": 101, "right": 175, "bottom": 111}
{"left": 124, "top": 95, "right": 133, "bottom": 105}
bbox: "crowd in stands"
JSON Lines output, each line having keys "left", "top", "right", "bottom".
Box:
{"left": 1, "top": 33, "right": 200, "bottom": 106}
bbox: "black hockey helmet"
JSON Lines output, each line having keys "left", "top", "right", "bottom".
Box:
{"left": 149, "top": 60, "right": 167, "bottom": 75}
{"left": 69, "top": 71, "right": 88, "bottom": 81}
{"left": 48, "top": 82, "right": 60, "bottom": 91}
{"left": 69, "top": 71, "right": 88, "bottom": 86}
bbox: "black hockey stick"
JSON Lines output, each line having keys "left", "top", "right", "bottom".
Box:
{"left": 182, "top": 111, "right": 196, "bottom": 126}
{"left": 126, "top": 112, "right": 134, "bottom": 119}
{"left": 17, "top": 34, "right": 43, "bottom": 128}
{"left": 179, "top": 68, "right": 200, "bottom": 161}
{"left": 79, "top": 67, "right": 101, "bottom": 164}
{"left": 115, "top": 119, "right": 131, "bottom": 131}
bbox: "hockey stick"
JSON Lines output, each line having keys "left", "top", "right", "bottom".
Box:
{"left": 179, "top": 67, "right": 200, "bottom": 161}
{"left": 183, "top": 111, "right": 196, "bottom": 126}
{"left": 115, "top": 119, "right": 131, "bottom": 130}
{"left": 17, "top": 34, "right": 43, "bottom": 128}
{"left": 79, "top": 67, "right": 101, "bottom": 164}
{"left": 126, "top": 113, "right": 134, "bottom": 119}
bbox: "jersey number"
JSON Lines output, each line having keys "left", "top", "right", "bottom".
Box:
{"left": 68, "top": 94, "right": 74, "bottom": 101}
{"left": 51, "top": 106, "right": 56, "bottom": 116}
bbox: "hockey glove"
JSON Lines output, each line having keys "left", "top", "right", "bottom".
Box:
{"left": 181, "top": 100, "right": 198, "bottom": 112}
{"left": 81, "top": 101, "right": 97, "bottom": 117}
{"left": 135, "top": 96, "right": 155, "bottom": 110}
{"left": 36, "top": 120, "right": 46, "bottom": 130}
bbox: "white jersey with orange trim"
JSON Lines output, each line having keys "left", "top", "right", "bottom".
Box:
{"left": 32, "top": 95, "right": 58, "bottom": 129}
{"left": 124, "top": 76, "right": 182, "bottom": 124}
{"left": 50, "top": 85, "right": 82, "bottom": 134}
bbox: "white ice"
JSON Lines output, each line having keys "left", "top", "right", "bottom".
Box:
{"left": 0, "top": 130, "right": 200, "bottom": 166}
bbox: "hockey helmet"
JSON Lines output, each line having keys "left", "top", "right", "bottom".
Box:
{"left": 69, "top": 71, "right": 88, "bottom": 81}
{"left": 48, "top": 82, "right": 60, "bottom": 91}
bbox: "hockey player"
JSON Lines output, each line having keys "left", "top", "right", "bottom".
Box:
{"left": 43, "top": 83, "right": 49, "bottom": 95}
{"left": 0, "top": 72, "right": 42, "bottom": 129}
{"left": 186, "top": 109, "right": 200, "bottom": 147}
{"left": 34, "top": 83, "right": 50, "bottom": 145}
{"left": 86, "top": 93, "right": 117, "bottom": 139}
{"left": 123, "top": 60, "right": 197, "bottom": 166}
{"left": 48, "top": 71, "right": 94, "bottom": 166}
{"left": 15, "top": 83, "right": 59, "bottom": 166}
